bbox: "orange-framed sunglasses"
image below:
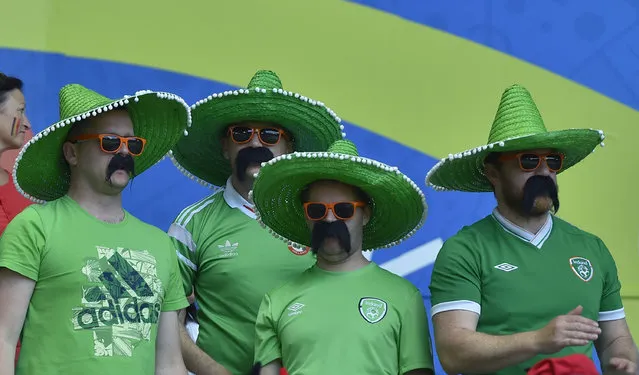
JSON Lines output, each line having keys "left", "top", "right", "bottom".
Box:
{"left": 499, "top": 152, "right": 564, "bottom": 172}
{"left": 303, "top": 201, "right": 366, "bottom": 221}
{"left": 68, "top": 133, "right": 147, "bottom": 156}
{"left": 227, "top": 126, "right": 288, "bottom": 146}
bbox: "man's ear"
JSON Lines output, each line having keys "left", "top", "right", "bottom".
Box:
{"left": 221, "top": 137, "right": 230, "bottom": 160}
{"left": 362, "top": 205, "right": 372, "bottom": 226}
{"left": 484, "top": 163, "right": 500, "bottom": 188}
{"left": 62, "top": 141, "right": 79, "bottom": 167}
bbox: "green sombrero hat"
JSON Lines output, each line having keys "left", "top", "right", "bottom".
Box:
{"left": 425, "top": 84, "right": 606, "bottom": 192}
{"left": 169, "top": 70, "right": 345, "bottom": 188}
{"left": 249, "top": 139, "right": 428, "bottom": 251}
{"left": 13, "top": 84, "right": 191, "bottom": 203}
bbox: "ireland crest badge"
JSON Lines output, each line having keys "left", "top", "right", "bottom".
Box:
{"left": 358, "top": 297, "right": 388, "bottom": 324}
{"left": 569, "top": 256, "right": 594, "bottom": 282}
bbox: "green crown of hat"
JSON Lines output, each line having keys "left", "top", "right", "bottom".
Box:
{"left": 425, "top": 84, "right": 606, "bottom": 192}
{"left": 168, "top": 70, "right": 345, "bottom": 188}
{"left": 13, "top": 84, "right": 191, "bottom": 203}
{"left": 248, "top": 139, "right": 428, "bottom": 251}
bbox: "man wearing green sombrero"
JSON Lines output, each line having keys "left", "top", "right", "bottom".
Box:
{"left": 166, "top": 70, "right": 345, "bottom": 375}
{"left": 0, "top": 84, "right": 191, "bottom": 374}
{"left": 250, "top": 139, "right": 434, "bottom": 375}
{"left": 426, "top": 84, "right": 637, "bottom": 375}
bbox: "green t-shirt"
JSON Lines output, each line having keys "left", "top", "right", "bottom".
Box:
{"left": 429, "top": 210, "right": 625, "bottom": 375}
{"left": 168, "top": 179, "right": 316, "bottom": 375}
{"left": 0, "top": 195, "right": 188, "bottom": 375}
{"left": 254, "top": 262, "right": 434, "bottom": 374}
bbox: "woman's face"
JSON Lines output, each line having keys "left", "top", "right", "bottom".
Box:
{"left": 0, "top": 89, "right": 30, "bottom": 149}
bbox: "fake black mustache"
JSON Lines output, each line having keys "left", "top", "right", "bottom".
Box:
{"left": 310, "top": 220, "right": 352, "bottom": 254}
{"left": 105, "top": 153, "right": 135, "bottom": 183}
{"left": 522, "top": 175, "right": 559, "bottom": 214}
{"left": 235, "top": 147, "right": 274, "bottom": 181}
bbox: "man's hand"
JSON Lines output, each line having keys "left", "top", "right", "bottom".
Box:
{"left": 177, "top": 307, "right": 232, "bottom": 375}
{"left": 605, "top": 357, "right": 637, "bottom": 374}
{"left": 534, "top": 305, "right": 601, "bottom": 354}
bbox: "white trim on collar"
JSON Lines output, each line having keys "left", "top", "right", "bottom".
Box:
{"left": 223, "top": 177, "right": 256, "bottom": 219}
{"left": 492, "top": 208, "right": 553, "bottom": 249}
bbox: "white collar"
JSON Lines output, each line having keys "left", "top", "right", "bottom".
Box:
{"left": 223, "top": 177, "right": 256, "bottom": 219}
{"left": 491, "top": 208, "right": 553, "bottom": 249}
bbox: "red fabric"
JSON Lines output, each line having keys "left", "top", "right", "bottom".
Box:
{"left": 279, "top": 369, "right": 288, "bottom": 375}
{"left": 527, "top": 354, "right": 600, "bottom": 375}
{"left": 0, "top": 171, "right": 32, "bottom": 236}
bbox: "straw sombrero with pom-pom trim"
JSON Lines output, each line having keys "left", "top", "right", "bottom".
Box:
{"left": 169, "top": 70, "right": 345, "bottom": 188}
{"left": 249, "top": 139, "right": 428, "bottom": 251}
{"left": 13, "top": 84, "right": 191, "bottom": 203}
{"left": 425, "top": 84, "right": 606, "bottom": 193}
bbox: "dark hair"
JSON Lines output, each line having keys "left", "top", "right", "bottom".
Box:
{"left": 483, "top": 152, "right": 502, "bottom": 192}
{"left": 0, "top": 73, "right": 23, "bottom": 108}
{"left": 483, "top": 152, "right": 501, "bottom": 166}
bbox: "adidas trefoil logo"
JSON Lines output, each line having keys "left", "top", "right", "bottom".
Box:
{"left": 218, "top": 240, "right": 239, "bottom": 257}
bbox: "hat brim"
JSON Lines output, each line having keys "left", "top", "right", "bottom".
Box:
{"left": 14, "top": 91, "right": 191, "bottom": 202}
{"left": 170, "top": 88, "right": 345, "bottom": 187}
{"left": 425, "top": 128, "right": 605, "bottom": 192}
{"left": 250, "top": 151, "right": 428, "bottom": 251}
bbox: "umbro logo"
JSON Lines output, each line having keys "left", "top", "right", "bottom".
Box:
{"left": 287, "top": 302, "right": 305, "bottom": 316}
{"left": 494, "top": 263, "right": 518, "bottom": 272}
{"left": 288, "top": 302, "right": 304, "bottom": 312}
